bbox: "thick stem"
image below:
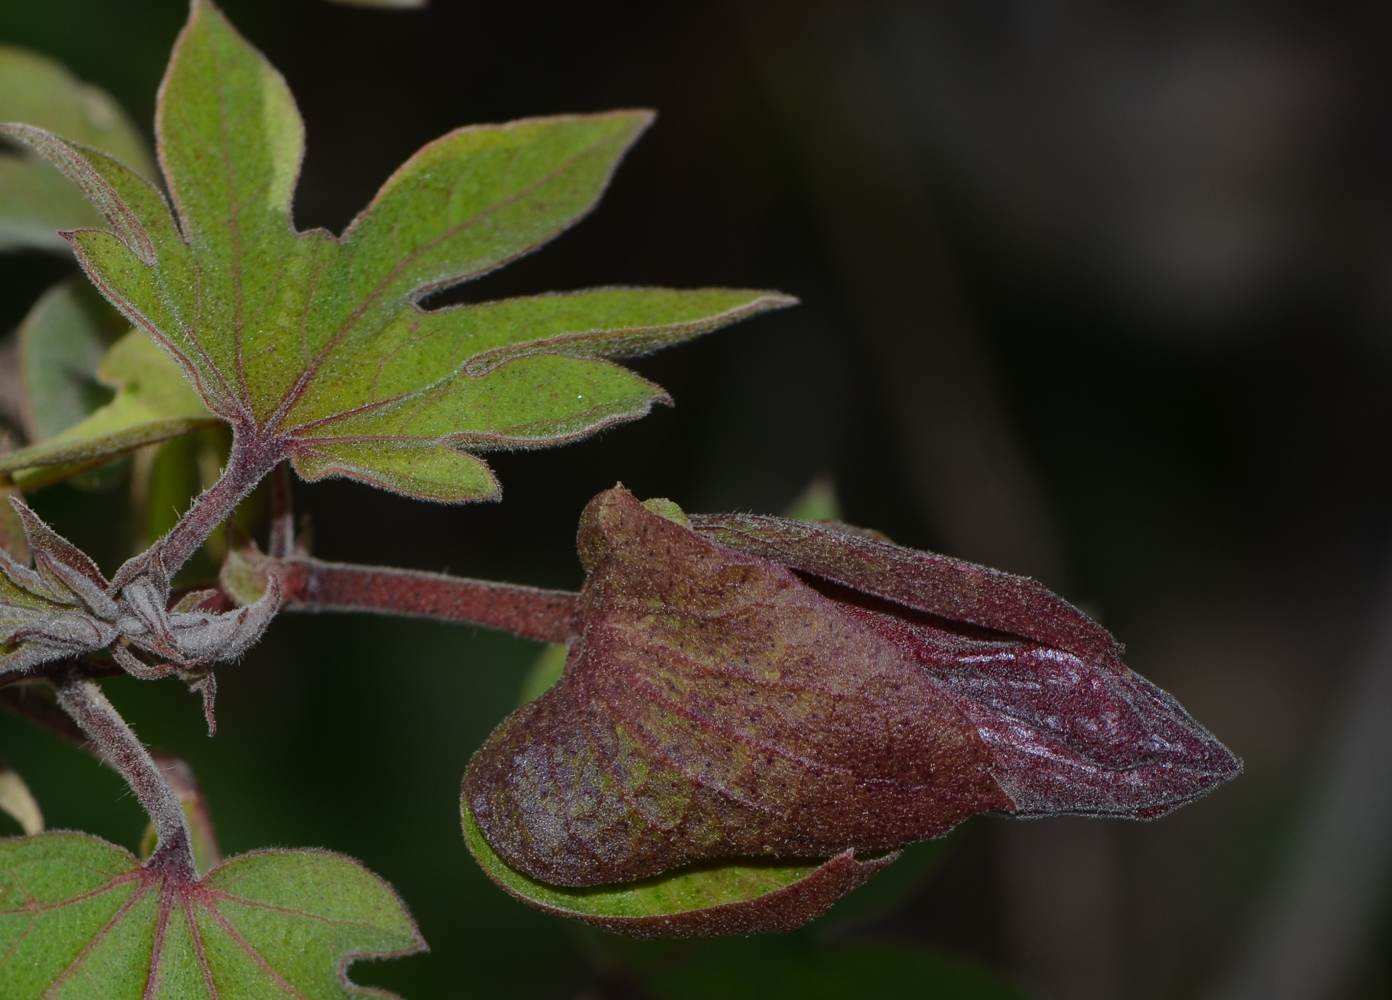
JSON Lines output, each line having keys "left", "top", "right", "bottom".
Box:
{"left": 268, "top": 462, "right": 294, "bottom": 559}
{"left": 274, "top": 556, "right": 579, "bottom": 643}
{"left": 52, "top": 668, "right": 195, "bottom": 880}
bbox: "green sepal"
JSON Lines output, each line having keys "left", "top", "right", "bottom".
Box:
{"left": 463, "top": 800, "right": 897, "bottom": 938}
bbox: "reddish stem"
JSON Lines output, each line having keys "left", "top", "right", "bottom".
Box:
{"left": 118, "top": 430, "right": 281, "bottom": 587}
{"left": 52, "top": 668, "right": 195, "bottom": 880}
{"left": 273, "top": 556, "right": 579, "bottom": 643}
{"left": 268, "top": 462, "right": 294, "bottom": 559}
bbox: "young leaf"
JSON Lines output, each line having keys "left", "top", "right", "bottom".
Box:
{"left": 463, "top": 801, "right": 896, "bottom": 938}
{"left": 0, "top": 498, "right": 278, "bottom": 676}
{"left": 2, "top": 0, "right": 792, "bottom": 504}
{"left": 1, "top": 328, "right": 218, "bottom": 491}
{"left": 463, "top": 486, "right": 1239, "bottom": 889}
{"left": 16, "top": 280, "right": 125, "bottom": 443}
{"left": 0, "top": 44, "right": 153, "bottom": 251}
{"left": 0, "top": 832, "right": 424, "bottom": 999}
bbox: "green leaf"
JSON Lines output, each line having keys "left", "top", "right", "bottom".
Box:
{"left": 642, "top": 936, "right": 1025, "bottom": 1000}
{"left": 3, "top": 0, "right": 792, "bottom": 503}
{"left": 0, "top": 44, "right": 153, "bottom": 252}
{"left": 16, "top": 280, "right": 125, "bottom": 442}
{"left": 0, "top": 832, "right": 425, "bottom": 999}
{"left": 463, "top": 801, "right": 896, "bottom": 937}
{"left": 2, "top": 329, "right": 219, "bottom": 490}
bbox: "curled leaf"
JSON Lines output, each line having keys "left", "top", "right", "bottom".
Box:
{"left": 0, "top": 832, "right": 424, "bottom": 998}
{"left": 2, "top": 0, "right": 792, "bottom": 504}
{"left": 0, "top": 498, "right": 278, "bottom": 676}
{"left": 463, "top": 800, "right": 896, "bottom": 938}
{"left": 463, "top": 486, "right": 1239, "bottom": 894}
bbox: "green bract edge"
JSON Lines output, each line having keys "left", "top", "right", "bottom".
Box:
{"left": 464, "top": 799, "right": 886, "bottom": 933}
{"left": 0, "top": 831, "right": 424, "bottom": 1000}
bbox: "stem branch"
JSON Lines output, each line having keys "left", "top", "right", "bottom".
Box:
{"left": 273, "top": 557, "right": 579, "bottom": 643}
{"left": 52, "top": 668, "right": 195, "bottom": 879}
{"left": 119, "top": 430, "right": 280, "bottom": 586}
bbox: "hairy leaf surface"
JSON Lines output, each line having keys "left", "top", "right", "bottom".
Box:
{"left": 464, "top": 486, "right": 1240, "bottom": 889}
{"left": 2, "top": 0, "right": 791, "bottom": 502}
{"left": 0, "top": 832, "right": 424, "bottom": 999}
{"left": 463, "top": 801, "right": 895, "bottom": 937}
{"left": 0, "top": 44, "right": 153, "bottom": 251}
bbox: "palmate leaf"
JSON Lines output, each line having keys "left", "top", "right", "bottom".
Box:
{"left": 2, "top": 0, "right": 791, "bottom": 503}
{"left": 0, "top": 44, "right": 154, "bottom": 252}
{"left": 0, "top": 832, "right": 424, "bottom": 1000}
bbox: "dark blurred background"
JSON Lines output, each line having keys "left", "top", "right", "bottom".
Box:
{"left": 3, "top": 1, "right": 1392, "bottom": 998}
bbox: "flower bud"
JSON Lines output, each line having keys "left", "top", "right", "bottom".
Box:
{"left": 464, "top": 486, "right": 1239, "bottom": 889}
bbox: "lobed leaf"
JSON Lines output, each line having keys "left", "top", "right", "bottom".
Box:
{"left": 463, "top": 801, "right": 896, "bottom": 938}
{"left": 4, "top": 0, "right": 791, "bottom": 503}
{"left": 0, "top": 832, "right": 424, "bottom": 999}
{"left": 0, "top": 44, "right": 153, "bottom": 252}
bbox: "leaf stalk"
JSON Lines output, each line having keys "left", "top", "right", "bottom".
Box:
{"left": 52, "top": 667, "right": 196, "bottom": 880}
{"left": 273, "top": 556, "right": 579, "bottom": 644}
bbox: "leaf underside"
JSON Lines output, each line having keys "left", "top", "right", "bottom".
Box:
{"left": 462, "top": 802, "right": 896, "bottom": 938}
{"left": 0, "top": 832, "right": 424, "bottom": 1000}
{"left": 3, "top": 0, "right": 793, "bottom": 503}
